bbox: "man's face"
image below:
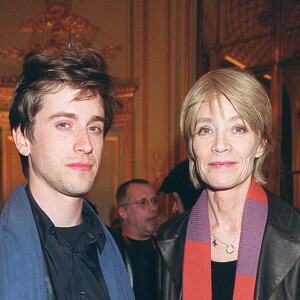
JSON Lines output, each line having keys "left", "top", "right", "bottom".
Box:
{"left": 171, "top": 192, "right": 185, "bottom": 214}
{"left": 15, "top": 86, "right": 105, "bottom": 199}
{"left": 119, "top": 183, "right": 159, "bottom": 240}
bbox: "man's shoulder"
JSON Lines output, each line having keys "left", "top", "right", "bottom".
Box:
{"left": 157, "top": 210, "right": 190, "bottom": 241}
{"left": 1, "top": 185, "right": 28, "bottom": 221}
{"left": 106, "top": 226, "right": 123, "bottom": 242}
{"left": 106, "top": 226, "right": 127, "bottom": 249}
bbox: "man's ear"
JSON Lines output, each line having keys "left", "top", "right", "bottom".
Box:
{"left": 12, "top": 126, "right": 31, "bottom": 157}
{"left": 118, "top": 206, "right": 128, "bottom": 221}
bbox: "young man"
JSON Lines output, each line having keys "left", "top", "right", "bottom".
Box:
{"left": 0, "top": 47, "right": 135, "bottom": 300}
{"left": 111, "top": 179, "right": 159, "bottom": 300}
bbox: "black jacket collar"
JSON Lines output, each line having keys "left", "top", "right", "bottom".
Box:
{"left": 157, "top": 191, "right": 300, "bottom": 299}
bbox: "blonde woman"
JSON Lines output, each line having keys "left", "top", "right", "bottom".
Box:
{"left": 156, "top": 68, "right": 300, "bottom": 300}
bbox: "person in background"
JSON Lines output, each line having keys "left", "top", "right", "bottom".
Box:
{"left": 0, "top": 46, "right": 134, "bottom": 300}
{"left": 110, "top": 179, "right": 159, "bottom": 300}
{"left": 158, "top": 159, "right": 202, "bottom": 215}
{"left": 156, "top": 68, "right": 300, "bottom": 299}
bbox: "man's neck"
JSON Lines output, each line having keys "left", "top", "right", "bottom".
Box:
{"left": 121, "top": 228, "right": 152, "bottom": 241}
{"left": 28, "top": 183, "right": 84, "bottom": 227}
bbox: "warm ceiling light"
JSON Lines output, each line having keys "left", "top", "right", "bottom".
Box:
{"left": 224, "top": 55, "right": 272, "bottom": 80}
{"left": 224, "top": 55, "right": 246, "bottom": 68}
{"left": 263, "top": 74, "right": 272, "bottom": 80}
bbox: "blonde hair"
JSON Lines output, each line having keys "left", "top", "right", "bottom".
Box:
{"left": 180, "top": 68, "right": 273, "bottom": 189}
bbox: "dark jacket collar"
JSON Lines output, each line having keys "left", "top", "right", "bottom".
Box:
{"left": 254, "top": 191, "right": 300, "bottom": 298}
{"left": 156, "top": 211, "right": 189, "bottom": 294}
{"left": 157, "top": 191, "right": 300, "bottom": 298}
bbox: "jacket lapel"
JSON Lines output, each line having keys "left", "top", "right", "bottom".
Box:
{"left": 157, "top": 215, "right": 189, "bottom": 295}
{"left": 255, "top": 225, "right": 300, "bottom": 298}
{"left": 158, "top": 234, "right": 185, "bottom": 293}
{"left": 255, "top": 192, "right": 300, "bottom": 299}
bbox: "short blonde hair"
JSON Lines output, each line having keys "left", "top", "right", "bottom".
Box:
{"left": 180, "top": 68, "right": 273, "bottom": 189}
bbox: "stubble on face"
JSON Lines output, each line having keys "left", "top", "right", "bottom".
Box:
{"left": 27, "top": 86, "right": 105, "bottom": 200}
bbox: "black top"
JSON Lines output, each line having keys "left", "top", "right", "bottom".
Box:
{"left": 212, "top": 260, "right": 237, "bottom": 300}
{"left": 26, "top": 186, "right": 110, "bottom": 300}
{"left": 126, "top": 236, "right": 157, "bottom": 300}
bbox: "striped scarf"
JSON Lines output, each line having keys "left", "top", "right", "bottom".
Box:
{"left": 183, "top": 180, "right": 268, "bottom": 299}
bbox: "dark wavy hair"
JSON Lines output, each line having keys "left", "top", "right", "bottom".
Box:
{"left": 158, "top": 160, "right": 202, "bottom": 210}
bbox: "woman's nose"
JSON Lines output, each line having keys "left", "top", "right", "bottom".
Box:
{"left": 212, "top": 131, "right": 230, "bottom": 152}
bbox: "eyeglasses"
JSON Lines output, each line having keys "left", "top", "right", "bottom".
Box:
{"left": 121, "top": 196, "right": 161, "bottom": 209}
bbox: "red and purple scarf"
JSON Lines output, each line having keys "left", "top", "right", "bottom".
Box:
{"left": 183, "top": 181, "right": 268, "bottom": 299}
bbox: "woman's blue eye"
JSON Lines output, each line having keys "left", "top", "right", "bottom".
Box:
{"left": 234, "top": 126, "right": 247, "bottom": 133}
{"left": 199, "top": 127, "right": 211, "bottom": 135}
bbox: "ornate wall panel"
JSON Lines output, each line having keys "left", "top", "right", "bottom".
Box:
{"left": 284, "top": 1, "right": 300, "bottom": 60}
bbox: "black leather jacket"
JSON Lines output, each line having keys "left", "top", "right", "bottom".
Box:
{"left": 156, "top": 191, "right": 300, "bottom": 300}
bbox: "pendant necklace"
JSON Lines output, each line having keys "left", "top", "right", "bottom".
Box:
{"left": 211, "top": 233, "right": 239, "bottom": 255}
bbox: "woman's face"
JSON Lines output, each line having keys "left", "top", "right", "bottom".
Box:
{"left": 192, "top": 95, "right": 264, "bottom": 191}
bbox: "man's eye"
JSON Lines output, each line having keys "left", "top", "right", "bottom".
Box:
{"left": 151, "top": 197, "right": 158, "bottom": 204}
{"left": 89, "top": 126, "right": 103, "bottom": 134}
{"left": 57, "top": 123, "right": 70, "bottom": 129}
{"left": 138, "top": 199, "right": 147, "bottom": 206}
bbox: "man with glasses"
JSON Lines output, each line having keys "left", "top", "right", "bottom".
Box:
{"left": 110, "top": 178, "right": 160, "bottom": 300}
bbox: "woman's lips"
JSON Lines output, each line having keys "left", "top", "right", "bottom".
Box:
{"left": 209, "top": 161, "right": 237, "bottom": 168}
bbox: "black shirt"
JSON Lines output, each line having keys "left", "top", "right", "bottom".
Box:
{"left": 126, "top": 236, "right": 157, "bottom": 300}
{"left": 212, "top": 260, "right": 237, "bottom": 300}
{"left": 26, "top": 186, "right": 110, "bottom": 300}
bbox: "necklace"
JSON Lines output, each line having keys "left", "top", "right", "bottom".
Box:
{"left": 211, "top": 233, "right": 239, "bottom": 254}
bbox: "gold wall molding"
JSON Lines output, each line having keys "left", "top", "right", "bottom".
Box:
{"left": 0, "top": 86, "right": 13, "bottom": 112}
{"left": 0, "top": 4, "right": 121, "bottom": 64}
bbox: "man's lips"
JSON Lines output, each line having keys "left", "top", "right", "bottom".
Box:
{"left": 208, "top": 161, "right": 237, "bottom": 168}
{"left": 66, "top": 162, "right": 93, "bottom": 171}
{"left": 147, "top": 216, "right": 158, "bottom": 223}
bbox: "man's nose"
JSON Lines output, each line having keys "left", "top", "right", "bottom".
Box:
{"left": 148, "top": 199, "right": 159, "bottom": 211}
{"left": 74, "top": 129, "right": 93, "bottom": 154}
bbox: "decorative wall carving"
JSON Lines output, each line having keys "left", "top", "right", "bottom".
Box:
{"left": 0, "top": 4, "right": 121, "bottom": 65}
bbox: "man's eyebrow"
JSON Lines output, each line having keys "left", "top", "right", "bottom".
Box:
{"left": 48, "top": 113, "right": 105, "bottom": 123}
{"left": 90, "top": 115, "right": 105, "bottom": 123}
{"left": 49, "top": 112, "right": 77, "bottom": 120}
